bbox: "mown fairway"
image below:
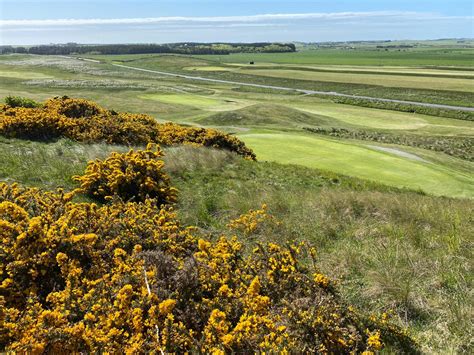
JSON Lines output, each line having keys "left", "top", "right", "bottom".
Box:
{"left": 238, "top": 133, "right": 473, "bottom": 198}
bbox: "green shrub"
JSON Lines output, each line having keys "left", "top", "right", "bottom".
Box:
{"left": 4, "top": 96, "right": 41, "bottom": 108}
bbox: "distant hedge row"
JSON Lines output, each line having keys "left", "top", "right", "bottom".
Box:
{"left": 0, "top": 42, "right": 296, "bottom": 56}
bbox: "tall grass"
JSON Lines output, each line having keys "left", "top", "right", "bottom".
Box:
{"left": 165, "top": 147, "right": 473, "bottom": 353}
{"left": 0, "top": 140, "right": 471, "bottom": 352}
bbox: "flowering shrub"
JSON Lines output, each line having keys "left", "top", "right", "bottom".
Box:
{"left": 156, "top": 122, "right": 256, "bottom": 160}
{"left": 45, "top": 96, "right": 107, "bottom": 118}
{"left": 0, "top": 96, "right": 256, "bottom": 159}
{"left": 0, "top": 178, "right": 417, "bottom": 353}
{"left": 74, "top": 143, "right": 177, "bottom": 204}
{"left": 0, "top": 106, "right": 73, "bottom": 140}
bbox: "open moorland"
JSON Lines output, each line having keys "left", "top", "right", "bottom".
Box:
{"left": 0, "top": 40, "right": 473, "bottom": 352}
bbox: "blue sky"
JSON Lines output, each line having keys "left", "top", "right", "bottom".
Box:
{"left": 1, "top": 0, "right": 473, "bottom": 45}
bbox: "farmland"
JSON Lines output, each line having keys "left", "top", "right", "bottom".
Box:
{"left": 0, "top": 40, "right": 473, "bottom": 352}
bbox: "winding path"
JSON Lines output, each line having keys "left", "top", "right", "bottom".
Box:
{"left": 111, "top": 63, "right": 474, "bottom": 112}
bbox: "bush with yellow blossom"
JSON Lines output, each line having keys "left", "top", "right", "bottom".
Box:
{"left": 74, "top": 143, "right": 177, "bottom": 204}
{"left": 0, "top": 96, "right": 256, "bottom": 159}
{"left": 0, "top": 146, "right": 417, "bottom": 353}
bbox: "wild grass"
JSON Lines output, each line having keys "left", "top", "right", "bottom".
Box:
{"left": 166, "top": 147, "right": 473, "bottom": 353}
{"left": 0, "top": 137, "right": 471, "bottom": 352}
{"left": 0, "top": 137, "right": 130, "bottom": 189}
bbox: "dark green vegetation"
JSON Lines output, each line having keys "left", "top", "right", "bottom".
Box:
{"left": 0, "top": 42, "right": 295, "bottom": 55}
{"left": 304, "top": 127, "right": 473, "bottom": 162}
{"left": 4, "top": 95, "right": 41, "bottom": 108}
{"left": 330, "top": 96, "right": 474, "bottom": 121}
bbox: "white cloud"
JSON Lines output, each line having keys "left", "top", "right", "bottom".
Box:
{"left": 1, "top": 11, "right": 472, "bottom": 27}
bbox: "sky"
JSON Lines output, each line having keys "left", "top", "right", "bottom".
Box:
{"left": 0, "top": 0, "right": 473, "bottom": 45}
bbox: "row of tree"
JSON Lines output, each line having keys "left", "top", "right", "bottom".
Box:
{"left": 0, "top": 42, "right": 296, "bottom": 55}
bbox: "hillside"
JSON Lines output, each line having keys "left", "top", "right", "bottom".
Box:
{"left": 196, "top": 103, "right": 337, "bottom": 128}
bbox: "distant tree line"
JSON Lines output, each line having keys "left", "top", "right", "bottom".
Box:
{"left": 0, "top": 42, "right": 296, "bottom": 55}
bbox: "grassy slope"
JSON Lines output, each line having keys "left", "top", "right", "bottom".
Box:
{"left": 195, "top": 103, "right": 337, "bottom": 128}
{"left": 0, "top": 140, "right": 471, "bottom": 353}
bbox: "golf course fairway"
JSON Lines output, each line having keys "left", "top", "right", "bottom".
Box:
{"left": 239, "top": 133, "right": 474, "bottom": 198}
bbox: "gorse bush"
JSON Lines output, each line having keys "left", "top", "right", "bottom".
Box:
{"left": 74, "top": 143, "right": 177, "bottom": 204}
{"left": 45, "top": 96, "right": 107, "bottom": 118}
{"left": 0, "top": 147, "right": 417, "bottom": 353}
{"left": 0, "top": 96, "right": 256, "bottom": 159}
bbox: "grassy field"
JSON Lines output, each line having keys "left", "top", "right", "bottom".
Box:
{"left": 195, "top": 47, "right": 474, "bottom": 66}
{"left": 238, "top": 132, "right": 473, "bottom": 198}
{"left": 235, "top": 68, "right": 474, "bottom": 92}
{"left": 93, "top": 53, "right": 474, "bottom": 107}
{"left": 0, "top": 51, "right": 473, "bottom": 197}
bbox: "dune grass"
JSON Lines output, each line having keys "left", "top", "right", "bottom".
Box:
{"left": 154, "top": 147, "right": 474, "bottom": 354}
{"left": 196, "top": 103, "right": 338, "bottom": 128}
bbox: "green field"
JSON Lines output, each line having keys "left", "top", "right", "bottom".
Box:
{"left": 196, "top": 47, "right": 474, "bottom": 66}
{"left": 238, "top": 133, "right": 473, "bottom": 198}
{"left": 236, "top": 68, "right": 474, "bottom": 92}
{"left": 88, "top": 52, "right": 474, "bottom": 107}
{"left": 0, "top": 51, "right": 473, "bottom": 198}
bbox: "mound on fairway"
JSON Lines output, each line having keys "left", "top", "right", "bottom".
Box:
{"left": 197, "top": 103, "right": 336, "bottom": 128}
{"left": 140, "top": 93, "right": 247, "bottom": 112}
{"left": 238, "top": 133, "right": 474, "bottom": 199}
